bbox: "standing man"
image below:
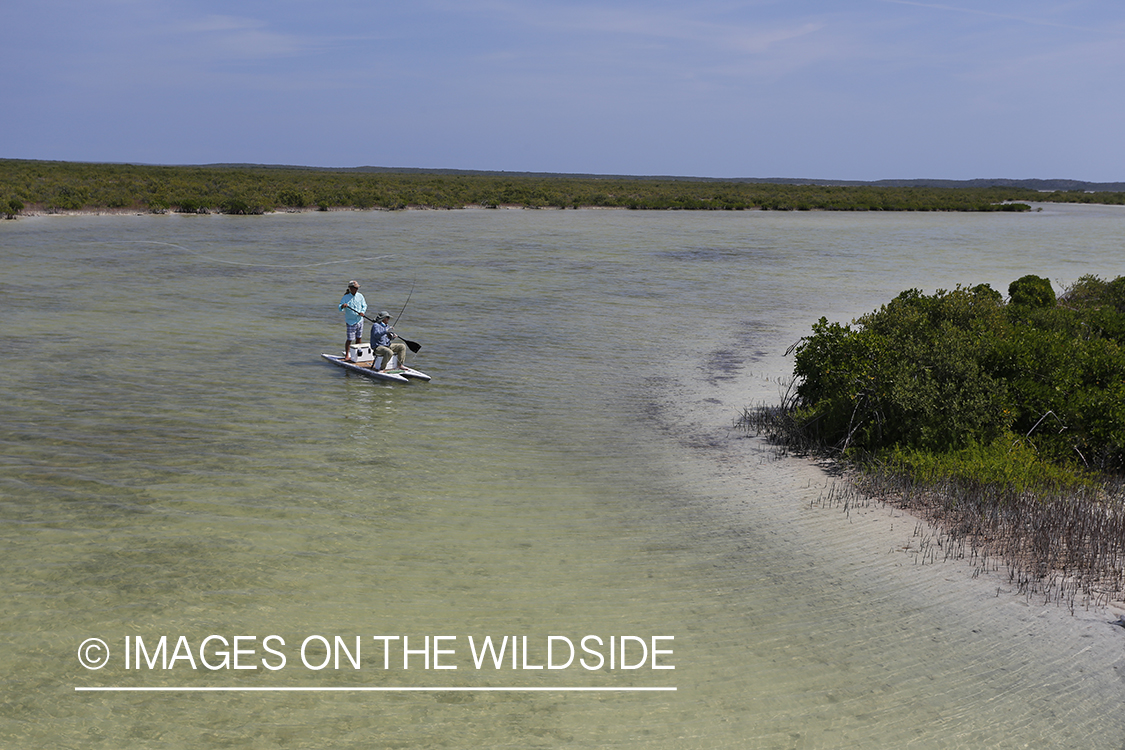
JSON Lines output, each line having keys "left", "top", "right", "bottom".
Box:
{"left": 371, "top": 310, "right": 409, "bottom": 372}
{"left": 339, "top": 280, "right": 367, "bottom": 359}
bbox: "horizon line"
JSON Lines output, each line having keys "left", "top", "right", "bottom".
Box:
{"left": 76, "top": 686, "right": 677, "bottom": 692}
{"left": 1, "top": 157, "right": 1121, "bottom": 187}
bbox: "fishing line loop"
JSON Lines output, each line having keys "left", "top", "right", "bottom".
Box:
{"left": 84, "top": 240, "right": 396, "bottom": 269}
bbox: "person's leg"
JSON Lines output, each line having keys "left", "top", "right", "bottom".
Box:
{"left": 391, "top": 341, "right": 408, "bottom": 367}
{"left": 345, "top": 322, "right": 363, "bottom": 358}
{"left": 374, "top": 345, "right": 394, "bottom": 371}
{"left": 344, "top": 330, "right": 352, "bottom": 358}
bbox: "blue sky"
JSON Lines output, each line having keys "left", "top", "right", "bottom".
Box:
{"left": 3, "top": 0, "right": 1123, "bottom": 180}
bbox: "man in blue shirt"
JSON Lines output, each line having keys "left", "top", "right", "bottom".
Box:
{"left": 371, "top": 311, "right": 409, "bottom": 372}
{"left": 338, "top": 280, "right": 367, "bottom": 359}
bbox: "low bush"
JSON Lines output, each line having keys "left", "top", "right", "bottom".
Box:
{"left": 783, "top": 276, "right": 1125, "bottom": 476}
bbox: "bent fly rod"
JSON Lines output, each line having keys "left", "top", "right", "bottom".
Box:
{"left": 342, "top": 300, "right": 422, "bottom": 354}
{"left": 393, "top": 278, "right": 416, "bottom": 328}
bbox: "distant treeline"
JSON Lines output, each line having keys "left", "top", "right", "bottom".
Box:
{"left": 2, "top": 159, "right": 1124, "bottom": 217}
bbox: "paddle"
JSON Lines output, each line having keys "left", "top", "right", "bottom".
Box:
{"left": 341, "top": 303, "right": 422, "bottom": 353}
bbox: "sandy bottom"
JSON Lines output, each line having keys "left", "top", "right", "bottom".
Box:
{"left": 648, "top": 355, "right": 1125, "bottom": 736}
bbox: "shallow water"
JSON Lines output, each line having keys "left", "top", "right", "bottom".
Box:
{"left": 3, "top": 205, "right": 1125, "bottom": 748}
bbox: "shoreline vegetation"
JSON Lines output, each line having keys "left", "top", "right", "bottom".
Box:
{"left": 3, "top": 159, "right": 1125, "bottom": 218}
{"left": 742, "top": 275, "right": 1125, "bottom": 613}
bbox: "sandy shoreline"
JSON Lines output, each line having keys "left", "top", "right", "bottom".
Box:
{"left": 633, "top": 343, "right": 1125, "bottom": 742}
{"left": 652, "top": 344, "right": 1125, "bottom": 661}
{"left": 734, "top": 415, "right": 1125, "bottom": 625}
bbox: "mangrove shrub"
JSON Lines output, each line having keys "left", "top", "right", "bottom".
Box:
{"left": 790, "top": 276, "right": 1125, "bottom": 473}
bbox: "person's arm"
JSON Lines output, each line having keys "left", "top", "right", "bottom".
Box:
{"left": 340, "top": 295, "right": 361, "bottom": 314}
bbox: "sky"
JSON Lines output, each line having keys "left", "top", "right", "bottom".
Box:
{"left": 3, "top": 0, "right": 1123, "bottom": 181}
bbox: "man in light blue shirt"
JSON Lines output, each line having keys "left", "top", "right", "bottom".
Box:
{"left": 338, "top": 280, "right": 368, "bottom": 359}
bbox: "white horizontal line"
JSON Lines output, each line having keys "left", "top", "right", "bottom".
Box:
{"left": 76, "top": 686, "right": 676, "bottom": 692}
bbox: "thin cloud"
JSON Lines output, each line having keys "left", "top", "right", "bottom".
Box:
{"left": 449, "top": 0, "right": 826, "bottom": 56}
{"left": 876, "top": 0, "right": 1103, "bottom": 32}
{"left": 169, "top": 15, "right": 318, "bottom": 59}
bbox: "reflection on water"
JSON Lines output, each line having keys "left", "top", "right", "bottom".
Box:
{"left": 2, "top": 205, "right": 1125, "bottom": 748}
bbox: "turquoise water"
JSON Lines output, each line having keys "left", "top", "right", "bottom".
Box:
{"left": 3, "top": 205, "right": 1125, "bottom": 748}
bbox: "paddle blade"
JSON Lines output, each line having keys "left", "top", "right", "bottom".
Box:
{"left": 403, "top": 338, "right": 422, "bottom": 353}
